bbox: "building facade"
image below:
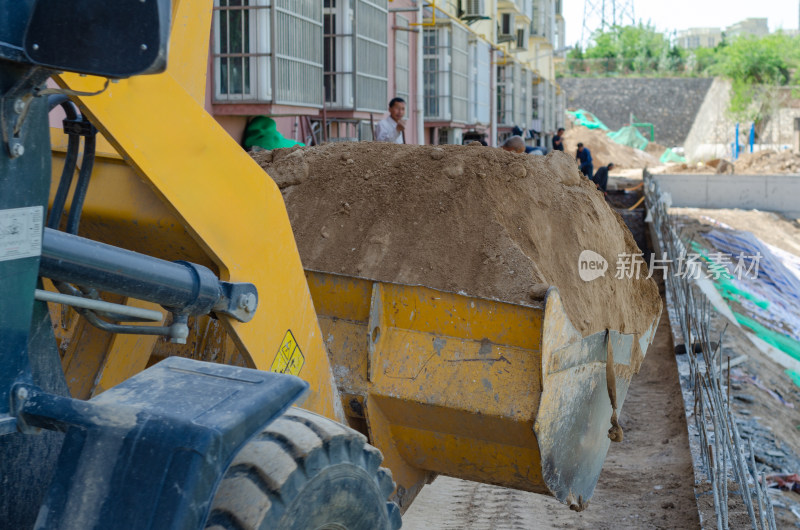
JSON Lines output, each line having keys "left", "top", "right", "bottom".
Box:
{"left": 726, "top": 18, "right": 769, "bottom": 39}
{"left": 675, "top": 27, "right": 723, "bottom": 49}
{"left": 206, "top": 0, "right": 565, "bottom": 148}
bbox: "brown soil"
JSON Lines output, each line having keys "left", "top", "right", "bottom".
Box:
{"left": 255, "top": 142, "right": 661, "bottom": 339}
{"left": 670, "top": 149, "right": 800, "bottom": 175}
{"left": 669, "top": 208, "right": 800, "bottom": 256}
{"left": 645, "top": 141, "right": 668, "bottom": 157}
{"left": 563, "top": 126, "right": 660, "bottom": 170}
{"left": 735, "top": 149, "right": 800, "bottom": 174}
{"left": 403, "top": 281, "right": 702, "bottom": 529}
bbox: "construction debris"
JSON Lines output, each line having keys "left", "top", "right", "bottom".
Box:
{"left": 671, "top": 149, "right": 800, "bottom": 174}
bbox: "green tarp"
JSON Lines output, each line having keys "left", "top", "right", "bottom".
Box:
{"left": 243, "top": 116, "right": 304, "bottom": 150}
{"left": 607, "top": 126, "right": 649, "bottom": 151}
{"left": 659, "top": 148, "right": 686, "bottom": 164}
{"left": 566, "top": 109, "right": 609, "bottom": 130}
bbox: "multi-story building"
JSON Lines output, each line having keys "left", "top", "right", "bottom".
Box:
{"left": 675, "top": 28, "right": 723, "bottom": 49}
{"left": 207, "top": 0, "right": 565, "bottom": 148}
{"left": 726, "top": 18, "right": 769, "bottom": 39}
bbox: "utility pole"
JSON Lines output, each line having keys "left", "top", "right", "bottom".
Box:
{"left": 580, "top": 0, "right": 635, "bottom": 48}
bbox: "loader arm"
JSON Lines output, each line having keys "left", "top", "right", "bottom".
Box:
{"left": 53, "top": 0, "right": 344, "bottom": 422}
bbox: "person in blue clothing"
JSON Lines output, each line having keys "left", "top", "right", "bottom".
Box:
{"left": 576, "top": 143, "right": 593, "bottom": 178}
{"left": 592, "top": 162, "right": 614, "bottom": 192}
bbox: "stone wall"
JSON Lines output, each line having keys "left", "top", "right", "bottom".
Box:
{"left": 558, "top": 77, "right": 714, "bottom": 147}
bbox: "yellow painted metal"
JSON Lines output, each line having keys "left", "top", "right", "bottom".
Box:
{"left": 92, "top": 299, "right": 166, "bottom": 395}
{"left": 307, "top": 270, "right": 660, "bottom": 511}
{"left": 307, "top": 270, "right": 546, "bottom": 510}
{"left": 51, "top": 0, "right": 344, "bottom": 421}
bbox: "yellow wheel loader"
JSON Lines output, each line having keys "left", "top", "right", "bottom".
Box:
{"left": 0, "top": 0, "right": 660, "bottom": 528}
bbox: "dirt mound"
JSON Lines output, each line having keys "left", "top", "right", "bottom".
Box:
{"left": 734, "top": 149, "right": 800, "bottom": 174}
{"left": 671, "top": 149, "right": 800, "bottom": 174}
{"left": 254, "top": 142, "right": 661, "bottom": 339}
{"left": 563, "top": 126, "right": 660, "bottom": 170}
{"left": 645, "top": 141, "right": 668, "bottom": 157}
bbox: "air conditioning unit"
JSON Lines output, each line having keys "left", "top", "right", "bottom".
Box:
{"left": 516, "top": 27, "right": 529, "bottom": 50}
{"left": 463, "top": 0, "right": 485, "bottom": 18}
{"left": 498, "top": 13, "right": 515, "bottom": 41}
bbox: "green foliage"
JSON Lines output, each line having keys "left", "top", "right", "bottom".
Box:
{"left": 557, "top": 26, "right": 800, "bottom": 123}
{"left": 710, "top": 33, "right": 800, "bottom": 121}
{"left": 713, "top": 33, "right": 795, "bottom": 85}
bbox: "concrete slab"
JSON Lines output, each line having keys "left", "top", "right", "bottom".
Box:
{"left": 653, "top": 173, "right": 800, "bottom": 219}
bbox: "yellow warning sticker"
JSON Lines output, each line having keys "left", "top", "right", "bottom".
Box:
{"left": 270, "top": 329, "right": 305, "bottom": 376}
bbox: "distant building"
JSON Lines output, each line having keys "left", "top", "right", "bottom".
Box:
{"left": 206, "top": 0, "right": 565, "bottom": 148}
{"left": 726, "top": 17, "right": 769, "bottom": 39}
{"left": 675, "top": 27, "right": 723, "bottom": 49}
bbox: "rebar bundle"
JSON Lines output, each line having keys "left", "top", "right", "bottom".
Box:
{"left": 644, "top": 173, "right": 776, "bottom": 530}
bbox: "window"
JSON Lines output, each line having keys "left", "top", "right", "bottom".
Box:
{"left": 324, "top": 0, "right": 388, "bottom": 112}
{"left": 451, "top": 24, "right": 469, "bottom": 123}
{"left": 496, "top": 64, "right": 507, "bottom": 124}
{"left": 468, "top": 38, "right": 490, "bottom": 125}
{"left": 497, "top": 60, "right": 517, "bottom": 126}
{"left": 213, "top": 0, "right": 271, "bottom": 102}
{"left": 424, "top": 26, "right": 451, "bottom": 120}
{"left": 395, "top": 15, "right": 410, "bottom": 102}
{"left": 324, "top": 0, "right": 355, "bottom": 108}
{"left": 213, "top": 0, "right": 323, "bottom": 106}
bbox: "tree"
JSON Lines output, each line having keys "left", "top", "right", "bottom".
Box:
{"left": 711, "top": 33, "right": 800, "bottom": 121}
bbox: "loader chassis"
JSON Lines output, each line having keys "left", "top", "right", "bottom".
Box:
{"left": 0, "top": 1, "right": 399, "bottom": 528}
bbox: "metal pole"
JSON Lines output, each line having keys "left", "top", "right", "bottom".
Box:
{"left": 34, "top": 290, "right": 162, "bottom": 322}
{"left": 416, "top": 1, "right": 424, "bottom": 144}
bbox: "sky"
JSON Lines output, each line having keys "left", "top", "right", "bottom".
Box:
{"left": 563, "top": 0, "right": 800, "bottom": 47}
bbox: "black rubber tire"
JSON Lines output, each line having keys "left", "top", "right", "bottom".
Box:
{"left": 205, "top": 407, "right": 402, "bottom": 530}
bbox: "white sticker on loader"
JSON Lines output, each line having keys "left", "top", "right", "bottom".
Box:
{"left": 0, "top": 206, "right": 43, "bottom": 262}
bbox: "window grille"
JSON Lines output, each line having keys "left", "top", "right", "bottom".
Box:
{"left": 213, "top": 0, "right": 322, "bottom": 106}
{"left": 324, "top": 0, "right": 355, "bottom": 108}
{"left": 325, "top": 0, "right": 388, "bottom": 112}
{"left": 468, "top": 38, "right": 490, "bottom": 125}
{"left": 423, "top": 26, "right": 451, "bottom": 120}
{"left": 395, "top": 15, "right": 410, "bottom": 101}
{"left": 451, "top": 24, "right": 469, "bottom": 123}
{"left": 213, "top": 0, "right": 271, "bottom": 102}
{"left": 275, "top": 1, "right": 323, "bottom": 106}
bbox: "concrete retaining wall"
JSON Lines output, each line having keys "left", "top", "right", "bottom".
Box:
{"left": 558, "top": 77, "right": 714, "bottom": 147}
{"left": 683, "top": 78, "right": 735, "bottom": 163}
{"left": 653, "top": 173, "right": 800, "bottom": 219}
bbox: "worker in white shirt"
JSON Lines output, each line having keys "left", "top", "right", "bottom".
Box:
{"left": 375, "top": 97, "right": 406, "bottom": 144}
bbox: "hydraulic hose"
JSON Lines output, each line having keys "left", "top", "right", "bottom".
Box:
{"left": 46, "top": 94, "right": 80, "bottom": 229}
{"left": 65, "top": 128, "right": 96, "bottom": 235}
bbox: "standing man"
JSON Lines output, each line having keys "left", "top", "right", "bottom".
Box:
{"left": 552, "top": 128, "right": 565, "bottom": 151}
{"left": 592, "top": 162, "right": 615, "bottom": 192}
{"left": 375, "top": 97, "right": 406, "bottom": 143}
{"left": 576, "top": 143, "right": 593, "bottom": 178}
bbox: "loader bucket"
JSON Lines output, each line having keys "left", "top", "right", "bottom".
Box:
{"left": 306, "top": 270, "right": 660, "bottom": 511}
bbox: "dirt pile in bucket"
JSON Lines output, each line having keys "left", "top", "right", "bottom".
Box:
{"left": 253, "top": 143, "right": 661, "bottom": 339}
